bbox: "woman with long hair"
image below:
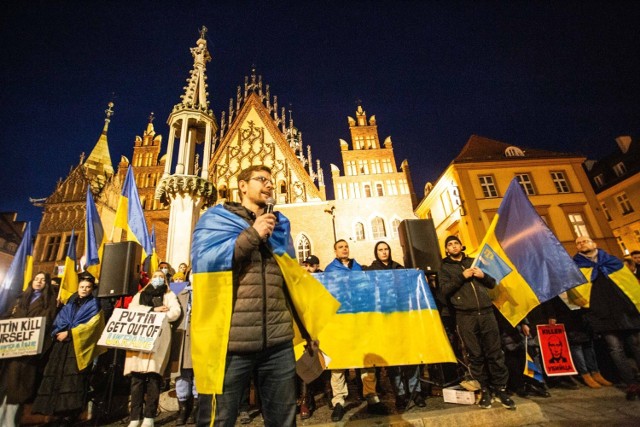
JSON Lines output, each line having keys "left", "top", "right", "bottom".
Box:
{"left": 0, "top": 271, "right": 58, "bottom": 426}
{"left": 124, "top": 269, "right": 181, "bottom": 427}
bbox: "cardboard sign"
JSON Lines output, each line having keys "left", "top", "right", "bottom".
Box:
{"left": 537, "top": 323, "right": 577, "bottom": 376}
{"left": 98, "top": 308, "right": 166, "bottom": 352}
{"left": 0, "top": 317, "right": 47, "bottom": 358}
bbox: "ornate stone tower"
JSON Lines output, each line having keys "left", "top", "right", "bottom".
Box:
{"left": 155, "top": 27, "right": 217, "bottom": 267}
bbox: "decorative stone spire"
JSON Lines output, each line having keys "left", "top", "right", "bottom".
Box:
{"left": 83, "top": 102, "right": 115, "bottom": 192}
{"left": 173, "top": 26, "right": 212, "bottom": 114}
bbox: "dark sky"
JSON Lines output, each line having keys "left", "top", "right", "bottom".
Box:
{"left": 2, "top": 1, "right": 640, "bottom": 228}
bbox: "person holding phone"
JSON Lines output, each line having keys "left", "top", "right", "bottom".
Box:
{"left": 124, "top": 269, "right": 182, "bottom": 427}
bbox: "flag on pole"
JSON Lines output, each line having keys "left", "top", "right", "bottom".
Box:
{"left": 149, "top": 224, "right": 160, "bottom": 274}
{"left": 114, "top": 166, "right": 152, "bottom": 261}
{"left": 0, "top": 223, "right": 33, "bottom": 314}
{"left": 85, "top": 186, "right": 105, "bottom": 279}
{"left": 473, "top": 178, "right": 587, "bottom": 326}
{"left": 58, "top": 229, "right": 79, "bottom": 304}
{"left": 524, "top": 337, "right": 544, "bottom": 382}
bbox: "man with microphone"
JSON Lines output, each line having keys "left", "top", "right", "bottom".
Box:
{"left": 192, "top": 165, "right": 297, "bottom": 426}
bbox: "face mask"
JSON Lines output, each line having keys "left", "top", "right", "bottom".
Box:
{"left": 161, "top": 268, "right": 169, "bottom": 275}
{"left": 151, "top": 277, "right": 164, "bottom": 288}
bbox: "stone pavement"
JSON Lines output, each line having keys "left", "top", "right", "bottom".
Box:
{"left": 91, "top": 381, "right": 640, "bottom": 426}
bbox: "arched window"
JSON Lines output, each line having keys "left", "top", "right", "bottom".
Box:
{"left": 355, "top": 222, "right": 365, "bottom": 241}
{"left": 296, "top": 234, "right": 311, "bottom": 262}
{"left": 391, "top": 219, "right": 401, "bottom": 239}
{"left": 375, "top": 183, "right": 384, "bottom": 196}
{"left": 372, "top": 217, "right": 386, "bottom": 239}
{"left": 364, "top": 184, "right": 372, "bottom": 198}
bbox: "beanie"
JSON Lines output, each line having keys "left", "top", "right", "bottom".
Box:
{"left": 444, "top": 235, "right": 462, "bottom": 248}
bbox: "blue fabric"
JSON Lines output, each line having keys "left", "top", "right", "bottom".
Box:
{"left": 492, "top": 178, "right": 586, "bottom": 301}
{"left": 573, "top": 249, "right": 625, "bottom": 281}
{"left": 191, "top": 205, "right": 291, "bottom": 274}
{"left": 0, "top": 222, "right": 32, "bottom": 314}
{"left": 85, "top": 187, "right": 103, "bottom": 267}
{"left": 325, "top": 258, "right": 363, "bottom": 272}
{"left": 51, "top": 295, "right": 101, "bottom": 336}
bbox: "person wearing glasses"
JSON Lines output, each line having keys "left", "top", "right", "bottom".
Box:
{"left": 573, "top": 236, "right": 640, "bottom": 401}
{"left": 193, "top": 165, "right": 297, "bottom": 426}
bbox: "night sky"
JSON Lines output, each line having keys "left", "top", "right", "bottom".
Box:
{"left": 2, "top": 1, "right": 640, "bottom": 229}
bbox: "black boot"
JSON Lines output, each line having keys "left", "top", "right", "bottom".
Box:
{"left": 187, "top": 397, "right": 198, "bottom": 425}
{"left": 176, "top": 400, "right": 189, "bottom": 426}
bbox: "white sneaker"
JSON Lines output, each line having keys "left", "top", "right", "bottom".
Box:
{"left": 141, "top": 417, "right": 155, "bottom": 427}
{"left": 127, "top": 421, "right": 141, "bottom": 427}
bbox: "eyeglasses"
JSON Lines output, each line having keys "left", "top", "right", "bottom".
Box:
{"left": 576, "top": 239, "right": 594, "bottom": 245}
{"left": 250, "top": 176, "right": 274, "bottom": 186}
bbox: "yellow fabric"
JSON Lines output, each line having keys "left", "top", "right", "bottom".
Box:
{"left": 113, "top": 197, "right": 148, "bottom": 261}
{"left": 191, "top": 271, "right": 234, "bottom": 395}
{"left": 609, "top": 267, "right": 640, "bottom": 312}
{"left": 58, "top": 255, "right": 78, "bottom": 304}
{"left": 22, "top": 255, "right": 33, "bottom": 291}
{"left": 479, "top": 217, "right": 541, "bottom": 326}
{"left": 85, "top": 244, "right": 104, "bottom": 281}
{"left": 71, "top": 311, "right": 107, "bottom": 371}
{"left": 566, "top": 267, "right": 593, "bottom": 308}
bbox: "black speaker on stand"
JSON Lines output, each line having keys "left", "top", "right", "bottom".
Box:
{"left": 94, "top": 241, "right": 142, "bottom": 424}
{"left": 398, "top": 219, "right": 442, "bottom": 273}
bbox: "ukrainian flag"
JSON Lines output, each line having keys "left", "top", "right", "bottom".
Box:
{"left": 58, "top": 229, "right": 79, "bottom": 304}
{"left": 474, "top": 178, "right": 586, "bottom": 326}
{"left": 190, "top": 205, "right": 340, "bottom": 397}
{"left": 524, "top": 349, "right": 544, "bottom": 383}
{"left": 569, "top": 249, "right": 640, "bottom": 312}
{"left": 315, "top": 269, "right": 456, "bottom": 368}
{"left": 114, "top": 166, "right": 152, "bottom": 261}
{"left": 149, "top": 224, "right": 160, "bottom": 274}
{"left": 85, "top": 186, "right": 106, "bottom": 279}
{"left": 0, "top": 223, "right": 33, "bottom": 314}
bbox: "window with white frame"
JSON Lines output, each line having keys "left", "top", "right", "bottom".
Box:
{"left": 516, "top": 173, "right": 536, "bottom": 195}
{"left": 346, "top": 161, "right": 357, "bottom": 176}
{"left": 601, "top": 202, "right": 611, "bottom": 221}
{"left": 398, "top": 179, "right": 409, "bottom": 194}
{"left": 594, "top": 174, "right": 604, "bottom": 188}
{"left": 371, "top": 159, "right": 381, "bottom": 174}
{"left": 355, "top": 222, "right": 365, "bottom": 240}
{"left": 354, "top": 136, "right": 365, "bottom": 149}
{"left": 615, "top": 192, "right": 634, "bottom": 215}
{"left": 296, "top": 234, "right": 311, "bottom": 263}
{"left": 568, "top": 213, "right": 589, "bottom": 237}
{"left": 336, "top": 183, "right": 348, "bottom": 199}
{"left": 357, "top": 160, "right": 369, "bottom": 174}
{"left": 375, "top": 183, "right": 384, "bottom": 197}
{"left": 366, "top": 135, "right": 376, "bottom": 149}
{"left": 613, "top": 162, "right": 627, "bottom": 177}
{"left": 551, "top": 171, "right": 570, "bottom": 193}
{"left": 364, "top": 184, "right": 372, "bottom": 198}
{"left": 386, "top": 180, "right": 398, "bottom": 195}
{"left": 616, "top": 236, "right": 628, "bottom": 254}
{"left": 479, "top": 175, "right": 498, "bottom": 198}
{"left": 391, "top": 219, "right": 401, "bottom": 239}
{"left": 350, "top": 182, "right": 361, "bottom": 198}
{"left": 382, "top": 159, "right": 393, "bottom": 173}
{"left": 372, "top": 217, "right": 386, "bottom": 239}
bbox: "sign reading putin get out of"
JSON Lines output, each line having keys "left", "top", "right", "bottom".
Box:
{"left": 98, "top": 308, "right": 166, "bottom": 352}
{"left": 0, "top": 317, "right": 47, "bottom": 358}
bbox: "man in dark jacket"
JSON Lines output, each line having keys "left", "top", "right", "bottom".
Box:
{"left": 439, "top": 236, "right": 515, "bottom": 410}
{"left": 195, "top": 165, "right": 296, "bottom": 427}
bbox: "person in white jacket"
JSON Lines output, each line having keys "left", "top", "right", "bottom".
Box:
{"left": 124, "top": 270, "right": 182, "bottom": 427}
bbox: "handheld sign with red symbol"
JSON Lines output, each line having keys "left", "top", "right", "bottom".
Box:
{"left": 537, "top": 324, "right": 577, "bottom": 376}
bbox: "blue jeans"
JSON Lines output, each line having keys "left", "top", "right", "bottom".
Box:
{"left": 389, "top": 365, "right": 421, "bottom": 396}
{"left": 602, "top": 330, "right": 640, "bottom": 385}
{"left": 197, "top": 342, "right": 296, "bottom": 427}
{"left": 176, "top": 368, "right": 198, "bottom": 401}
{"left": 570, "top": 341, "right": 599, "bottom": 375}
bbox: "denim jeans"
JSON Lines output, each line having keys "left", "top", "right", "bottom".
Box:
{"left": 570, "top": 341, "right": 599, "bottom": 375}
{"left": 602, "top": 330, "right": 640, "bottom": 385}
{"left": 389, "top": 365, "right": 421, "bottom": 396}
{"left": 197, "top": 342, "right": 296, "bottom": 427}
{"left": 176, "top": 368, "right": 198, "bottom": 401}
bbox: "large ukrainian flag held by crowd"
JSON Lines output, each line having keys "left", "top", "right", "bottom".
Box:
{"left": 474, "top": 178, "right": 586, "bottom": 326}
{"left": 0, "top": 223, "right": 33, "bottom": 314}
{"left": 114, "top": 166, "right": 152, "bottom": 262}
{"left": 315, "top": 269, "right": 456, "bottom": 368}
{"left": 58, "top": 229, "right": 78, "bottom": 304}
{"left": 190, "top": 205, "right": 340, "bottom": 396}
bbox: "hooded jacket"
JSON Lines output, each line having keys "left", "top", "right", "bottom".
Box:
{"left": 439, "top": 254, "right": 496, "bottom": 313}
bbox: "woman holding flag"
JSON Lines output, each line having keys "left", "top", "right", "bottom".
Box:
{"left": 32, "top": 272, "right": 104, "bottom": 423}
{"left": 0, "top": 272, "right": 58, "bottom": 426}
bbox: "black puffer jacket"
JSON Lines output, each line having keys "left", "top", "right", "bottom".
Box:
{"left": 439, "top": 254, "right": 496, "bottom": 313}
{"left": 224, "top": 202, "right": 294, "bottom": 353}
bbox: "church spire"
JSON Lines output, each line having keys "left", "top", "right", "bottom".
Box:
{"left": 174, "top": 26, "right": 212, "bottom": 113}
{"left": 83, "top": 102, "right": 115, "bottom": 192}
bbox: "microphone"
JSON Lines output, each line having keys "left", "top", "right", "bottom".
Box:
{"left": 265, "top": 197, "right": 276, "bottom": 214}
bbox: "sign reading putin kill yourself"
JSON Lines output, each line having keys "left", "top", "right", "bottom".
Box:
{"left": 0, "top": 317, "right": 46, "bottom": 358}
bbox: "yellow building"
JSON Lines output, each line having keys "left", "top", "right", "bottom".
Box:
{"left": 584, "top": 136, "right": 640, "bottom": 255}
{"left": 414, "top": 135, "right": 619, "bottom": 257}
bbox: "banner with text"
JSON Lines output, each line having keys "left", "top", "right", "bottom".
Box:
{"left": 537, "top": 323, "right": 577, "bottom": 376}
{"left": 0, "top": 316, "right": 46, "bottom": 358}
{"left": 98, "top": 308, "right": 166, "bottom": 352}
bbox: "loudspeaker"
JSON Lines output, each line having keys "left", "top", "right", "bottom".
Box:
{"left": 398, "top": 219, "right": 442, "bottom": 272}
{"left": 98, "top": 241, "right": 142, "bottom": 298}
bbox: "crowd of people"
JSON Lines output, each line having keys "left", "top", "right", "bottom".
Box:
{"left": 1, "top": 164, "right": 639, "bottom": 427}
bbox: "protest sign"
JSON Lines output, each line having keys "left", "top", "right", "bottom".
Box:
{"left": 98, "top": 308, "right": 166, "bottom": 352}
{"left": 537, "top": 323, "right": 577, "bottom": 376}
{"left": 0, "top": 316, "right": 46, "bottom": 358}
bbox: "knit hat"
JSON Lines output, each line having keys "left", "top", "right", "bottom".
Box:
{"left": 444, "top": 235, "right": 462, "bottom": 248}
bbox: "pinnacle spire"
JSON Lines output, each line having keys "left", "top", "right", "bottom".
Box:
{"left": 175, "top": 27, "right": 212, "bottom": 113}
{"left": 83, "top": 102, "right": 115, "bottom": 192}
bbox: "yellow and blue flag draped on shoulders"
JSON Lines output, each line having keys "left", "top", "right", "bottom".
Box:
{"left": 58, "top": 229, "right": 78, "bottom": 304}
{"left": 568, "top": 249, "right": 640, "bottom": 312}
{"left": 0, "top": 222, "right": 33, "bottom": 314}
{"left": 85, "top": 186, "right": 106, "bottom": 280}
{"left": 72, "top": 310, "right": 106, "bottom": 371}
{"left": 190, "top": 204, "right": 340, "bottom": 398}
{"left": 314, "top": 269, "right": 456, "bottom": 368}
{"left": 474, "top": 178, "right": 586, "bottom": 327}
{"left": 114, "top": 166, "right": 152, "bottom": 262}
